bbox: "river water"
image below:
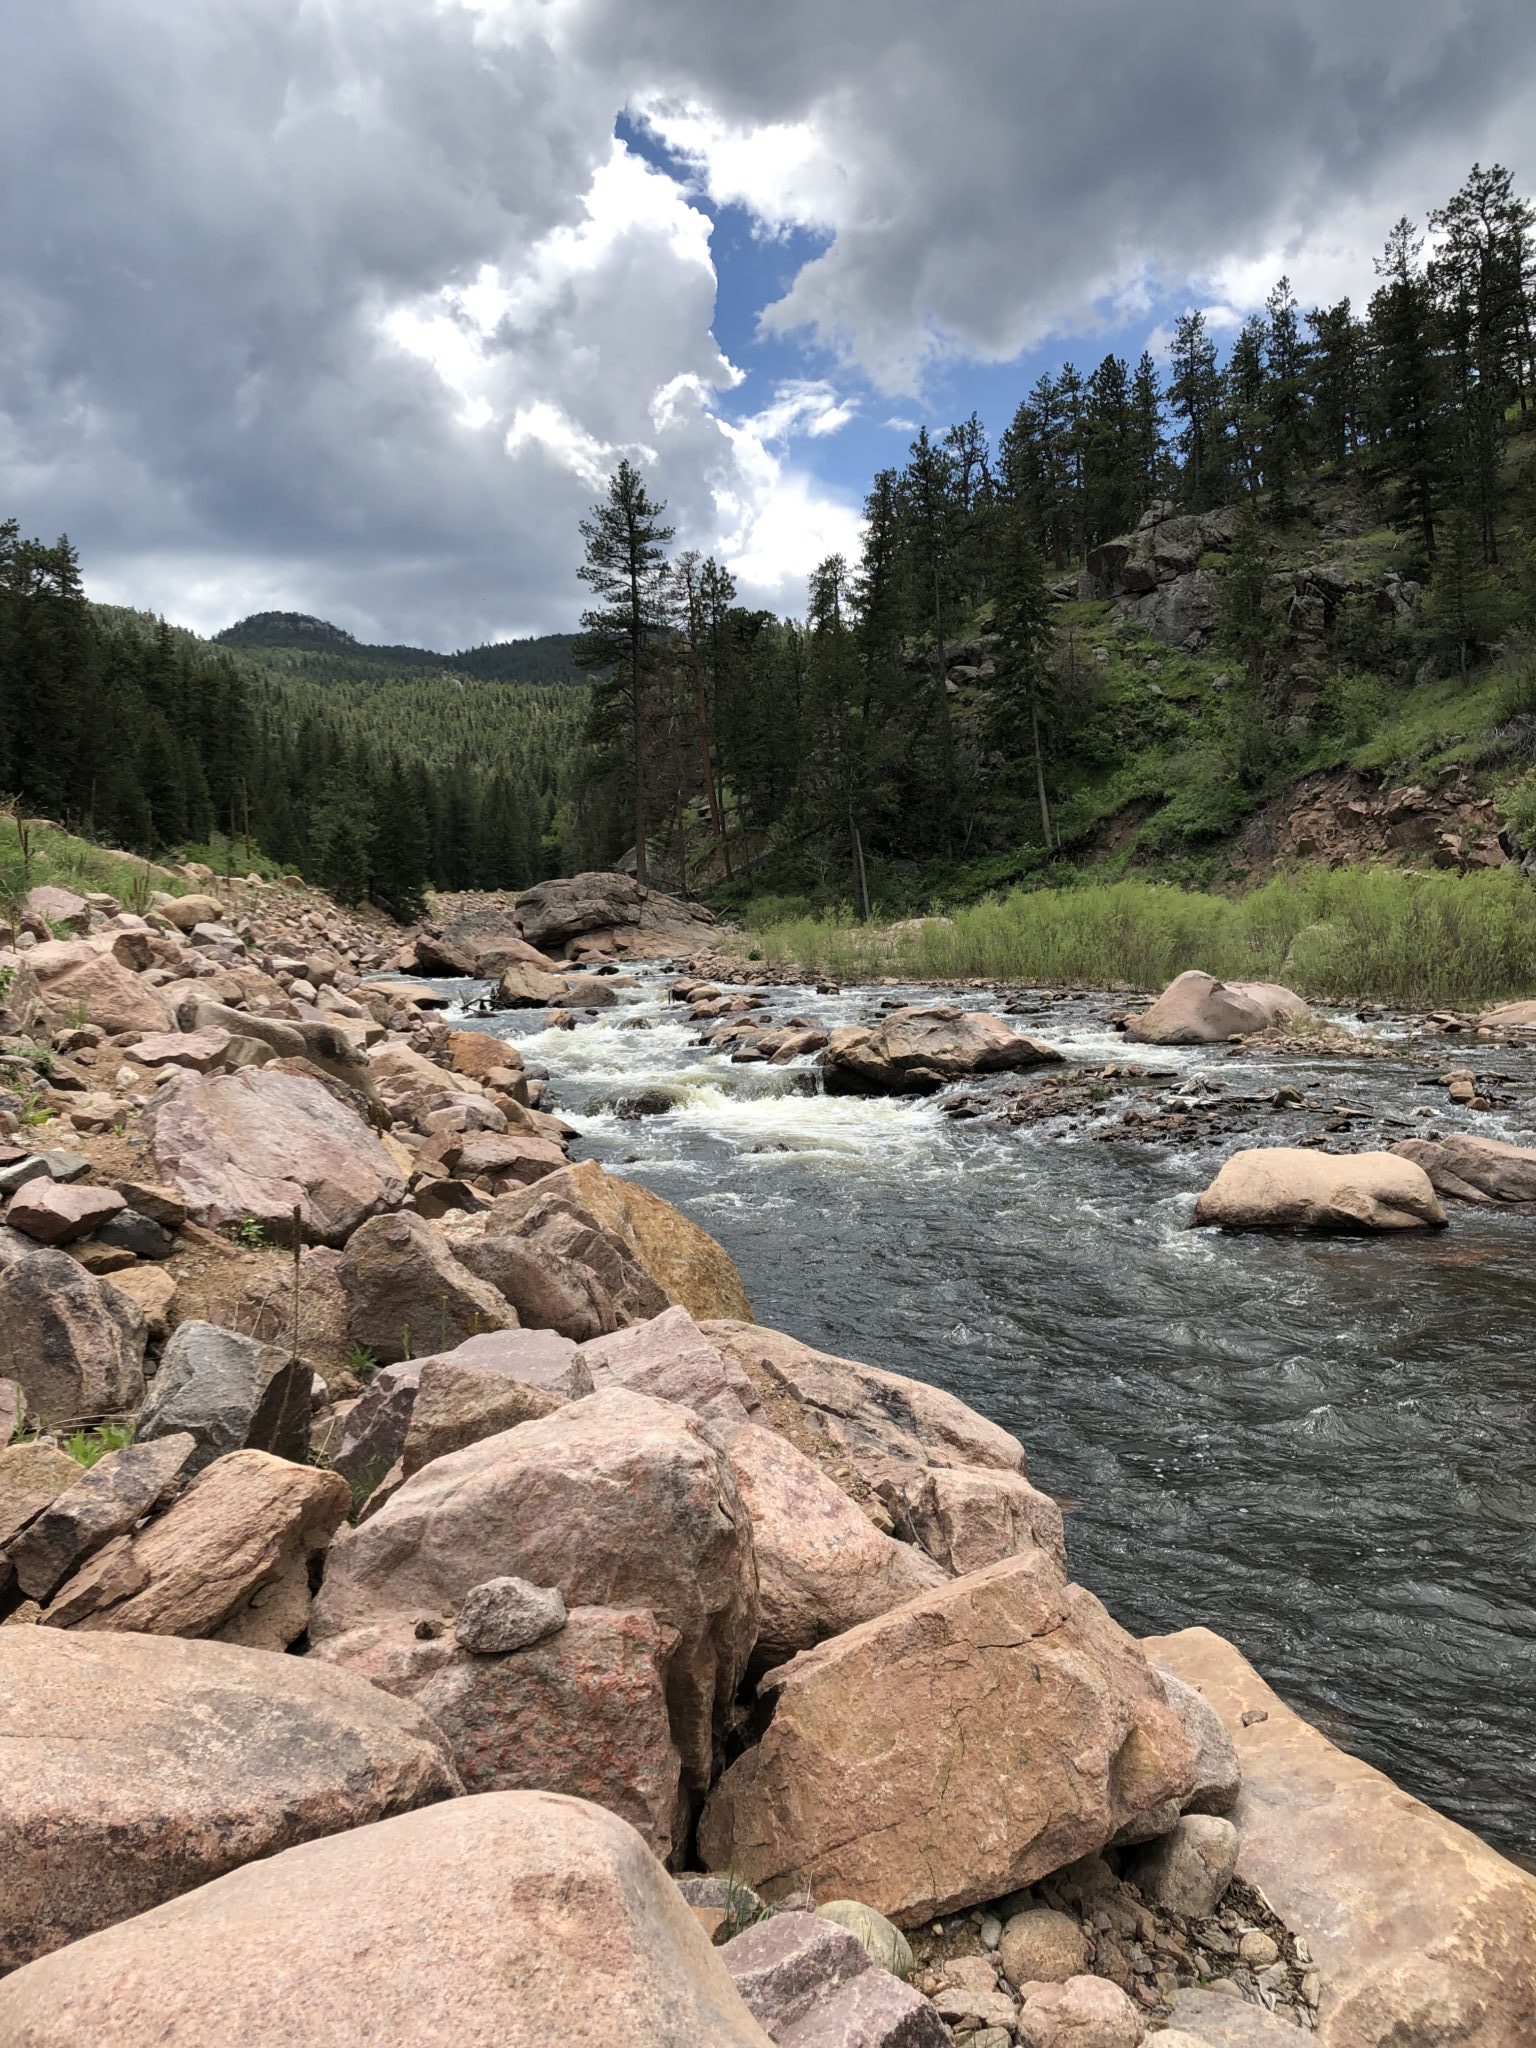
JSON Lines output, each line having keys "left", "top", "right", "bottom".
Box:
{"left": 445, "top": 969, "right": 1536, "bottom": 1860}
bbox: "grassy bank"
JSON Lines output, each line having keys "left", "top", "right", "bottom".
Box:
{"left": 740, "top": 868, "right": 1536, "bottom": 1011}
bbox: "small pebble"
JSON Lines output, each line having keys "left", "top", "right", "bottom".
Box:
{"left": 979, "top": 1915, "right": 1002, "bottom": 1950}
{"left": 1239, "top": 1931, "right": 1280, "bottom": 1966}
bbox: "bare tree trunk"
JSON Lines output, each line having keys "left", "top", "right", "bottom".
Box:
{"left": 849, "top": 808, "right": 871, "bottom": 921}
{"left": 1032, "top": 704, "right": 1054, "bottom": 850}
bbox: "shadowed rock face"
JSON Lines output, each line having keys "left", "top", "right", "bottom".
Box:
{"left": 699, "top": 1551, "right": 1195, "bottom": 1927}
{"left": 0, "top": 1792, "right": 776, "bottom": 2048}
{"left": 1149, "top": 1626, "right": 1536, "bottom": 2048}
{"left": 1193, "top": 1147, "right": 1446, "bottom": 1232}
{"left": 0, "top": 1628, "right": 460, "bottom": 1972}
{"left": 0, "top": 1239, "right": 147, "bottom": 1428}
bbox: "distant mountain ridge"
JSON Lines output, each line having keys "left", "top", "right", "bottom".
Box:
{"left": 216, "top": 610, "right": 587, "bottom": 685}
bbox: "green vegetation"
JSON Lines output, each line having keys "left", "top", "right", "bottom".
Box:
{"left": 229, "top": 1217, "right": 267, "bottom": 1251}
{"left": 743, "top": 867, "right": 1536, "bottom": 1011}
{"left": 62, "top": 1423, "right": 135, "bottom": 1468}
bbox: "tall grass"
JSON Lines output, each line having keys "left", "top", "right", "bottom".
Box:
{"left": 743, "top": 868, "right": 1536, "bottom": 1009}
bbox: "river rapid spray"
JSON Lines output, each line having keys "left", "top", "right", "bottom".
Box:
{"left": 445, "top": 967, "right": 1536, "bottom": 1860}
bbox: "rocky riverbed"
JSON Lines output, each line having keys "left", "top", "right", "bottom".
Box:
{"left": 1, "top": 869, "right": 1533, "bottom": 2047}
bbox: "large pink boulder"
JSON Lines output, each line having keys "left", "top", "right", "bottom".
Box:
{"left": 140, "top": 1066, "right": 407, "bottom": 1245}
{"left": 1193, "top": 1148, "right": 1446, "bottom": 1231}
{"left": 0, "top": 1792, "right": 774, "bottom": 2047}
{"left": 0, "top": 1627, "right": 459, "bottom": 1970}
{"left": 1126, "top": 970, "right": 1310, "bottom": 1045}
{"left": 26, "top": 937, "right": 175, "bottom": 1034}
{"left": 699, "top": 1552, "right": 1194, "bottom": 1927}
{"left": 310, "top": 1387, "right": 759, "bottom": 1794}
{"left": 1391, "top": 1131, "right": 1536, "bottom": 1204}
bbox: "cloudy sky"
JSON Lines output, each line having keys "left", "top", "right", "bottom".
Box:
{"left": 4, "top": 1, "right": 1535, "bottom": 648}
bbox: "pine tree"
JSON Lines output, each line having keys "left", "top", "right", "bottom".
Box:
{"left": 981, "top": 502, "right": 1056, "bottom": 847}
{"left": 1422, "top": 507, "right": 1507, "bottom": 678}
{"left": 1169, "top": 311, "right": 1225, "bottom": 508}
{"left": 573, "top": 461, "right": 674, "bottom": 887}
{"left": 1368, "top": 218, "right": 1445, "bottom": 558}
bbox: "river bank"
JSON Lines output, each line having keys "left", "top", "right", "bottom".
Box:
{"left": 2, "top": 870, "right": 1534, "bottom": 2045}
{"left": 732, "top": 867, "right": 1536, "bottom": 1016}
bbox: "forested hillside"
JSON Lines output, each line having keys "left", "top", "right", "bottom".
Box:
{"left": 574, "top": 162, "right": 1536, "bottom": 914}
{"left": 0, "top": 550, "right": 591, "bottom": 920}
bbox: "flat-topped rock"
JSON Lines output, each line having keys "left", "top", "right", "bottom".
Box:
{"left": 1149, "top": 1625, "right": 1536, "bottom": 2048}
{"left": 0, "top": 1627, "right": 459, "bottom": 1970}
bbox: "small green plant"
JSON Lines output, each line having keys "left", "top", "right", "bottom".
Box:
{"left": 63, "top": 1422, "right": 135, "bottom": 1468}
{"left": 230, "top": 1216, "right": 267, "bottom": 1250}
{"left": 0, "top": 964, "right": 14, "bottom": 1003}
{"left": 342, "top": 1344, "right": 379, "bottom": 1383}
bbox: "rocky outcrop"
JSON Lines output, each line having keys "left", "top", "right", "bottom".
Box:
{"left": 310, "top": 1387, "right": 759, "bottom": 1795}
{"left": 699, "top": 1552, "right": 1194, "bottom": 1926}
{"left": 1125, "top": 970, "right": 1310, "bottom": 1045}
{"left": 513, "top": 871, "right": 717, "bottom": 959}
{"left": 1234, "top": 766, "right": 1509, "bottom": 876}
{"left": 0, "top": 1792, "right": 776, "bottom": 2047}
{"left": 1193, "top": 1147, "right": 1447, "bottom": 1232}
{"left": 0, "top": 1237, "right": 147, "bottom": 1427}
{"left": 1151, "top": 1625, "right": 1536, "bottom": 2048}
{"left": 41, "top": 1449, "right": 350, "bottom": 1649}
{"left": 1390, "top": 1131, "right": 1536, "bottom": 1204}
{"left": 821, "top": 1005, "right": 1063, "bottom": 1095}
{"left": 0, "top": 1627, "right": 459, "bottom": 1970}
{"left": 312, "top": 1607, "right": 687, "bottom": 1859}
{"left": 141, "top": 1067, "right": 406, "bottom": 1245}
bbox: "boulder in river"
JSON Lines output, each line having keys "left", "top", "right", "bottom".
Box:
{"left": 1390, "top": 1131, "right": 1536, "bottom": 1204}
{"left": 0, "top": 1791, "right": 774, "bottom": 2047}
{"left": 1476, "top": 997, "right": 1536, "bottom": 1031}
{"left": 1150, "top": 1624, "right": 1536, "bottom": 2048}
{"left": 1125, "top": 969, "right": 1310, "bottom": 1045}
{"left": 1192, "top": 1147, "right": 1446, "bottom": 1232}
{"left": 698, "top": 1551, "right": 1195, "bottom": 1927}
{"left": 821, "top": 1005, "right": 1064, "bottom": 1095}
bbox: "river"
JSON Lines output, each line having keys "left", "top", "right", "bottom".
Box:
{"left": 444, "top": 968, "right": 1536, "bottom": 1861}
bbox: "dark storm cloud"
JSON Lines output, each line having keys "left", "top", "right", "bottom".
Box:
{"left": 602, "top": 0, "right": 1536, "bottom": 385}
{"left": 2, "top": 0, "right": 1534, "bottom": 640}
